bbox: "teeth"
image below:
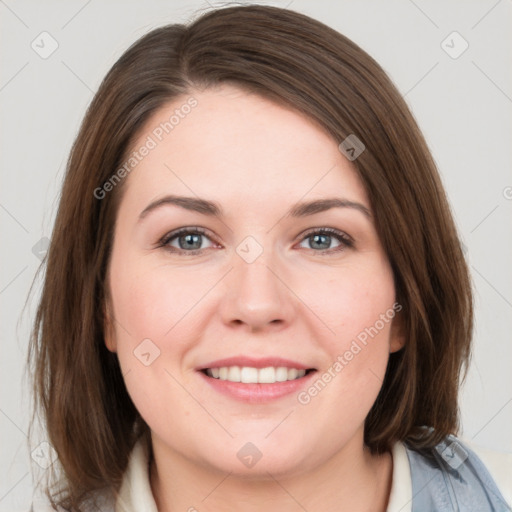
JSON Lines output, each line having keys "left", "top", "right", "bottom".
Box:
{"left": 287, "top": 368, "right": 298, "bottom": 380}
{"left": 240, "top": 367, "right": 258, "bottom": 383}
{"left": 205, "top": 366, "right": 307, "bottom": 384}
{"left": 258, "top": 367, "right": 276, "bottom": 384}
{"left": 228, "top": 366, "right": 241, "bottom": 382}
{"left": 275, "top": 367, "right": 288, "bottom": 382}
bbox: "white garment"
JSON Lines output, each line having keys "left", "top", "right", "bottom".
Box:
{"left": 113, "top": 438, "right": 512, "bottom": 512}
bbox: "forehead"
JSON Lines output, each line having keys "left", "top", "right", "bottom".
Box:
{"left": 119, "top": 84, "right": 369, "bottom": 214}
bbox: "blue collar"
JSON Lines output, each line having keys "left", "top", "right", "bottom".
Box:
{"left": 405, "top": 434, "right": 509, "bottom": 511}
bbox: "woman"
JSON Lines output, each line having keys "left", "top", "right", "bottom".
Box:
{"left": 28, "top": 4, "right": 511, "bottom": 511}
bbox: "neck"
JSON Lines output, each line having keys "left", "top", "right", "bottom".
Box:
{"left": 149, "top": 432, "right": 393, "bottom": 512}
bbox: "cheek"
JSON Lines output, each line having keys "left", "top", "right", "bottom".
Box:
{"left": 107, "top": 263, "right": 194, "bottom": 431}
{"left": 304, "top": 256, "right": 396, "bottom": 348}
{"left": 110, "top": 259, "right": 214, "bottom": 347}
{"left": 107, "top": 259, "right": 220, "bottom": 414}
{"left": 297, "top": 260, "right": 396, "bottom": 407}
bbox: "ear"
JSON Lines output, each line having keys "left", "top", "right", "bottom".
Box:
{"left": 103, "top": 299, "right": 117, "bottom": 353}
{"left": 389, "top": 307, "right": 406, "bottom": 353}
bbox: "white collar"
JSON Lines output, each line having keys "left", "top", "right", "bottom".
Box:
{"left": 115, "top": 439, "right": 412, "bottom": 512}
{"left": 116, "top": 440, "right": 157, "bottom": 512}
{"left": 386, "top": 440, "right": 413, "bottom": 512}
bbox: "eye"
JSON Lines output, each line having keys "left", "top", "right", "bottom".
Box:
{"left": 159, "top": 227, "right": 217, "bottom": 255}
{"left": 297, "top": 228, "right": 353, "bottom": 254}
{"left": 158, "top": 226, "right": 353, "bottom": 256}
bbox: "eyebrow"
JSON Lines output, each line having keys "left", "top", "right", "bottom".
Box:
{"left": 138, "top": 195, "right": 371, "bottom": 221}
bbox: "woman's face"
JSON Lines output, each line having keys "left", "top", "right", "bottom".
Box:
{"left": 105, "top": 84, "right": 403, "bottom": 477}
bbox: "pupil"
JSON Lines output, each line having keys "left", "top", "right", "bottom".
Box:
{"left": 181, "top": 234, "right": 201, "bottom": 250}
{"left": 311, "top": 234, "right": 330, "bottom": 250}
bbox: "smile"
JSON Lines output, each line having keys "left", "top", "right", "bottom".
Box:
{"left": 197, "top": 357, "right": 317, "bottom": 403}
{"left": 203, "top": 366, "right": 309, "bottom": 383}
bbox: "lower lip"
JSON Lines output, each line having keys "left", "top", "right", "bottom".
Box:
{"left": 198, "top": 370, "right": 316, "bottom": 403}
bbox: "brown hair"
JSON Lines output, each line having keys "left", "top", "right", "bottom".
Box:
{"left": 28, "top": 4, "right": 472, "bottom": 510}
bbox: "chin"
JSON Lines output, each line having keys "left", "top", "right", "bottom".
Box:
{"left": 194, "top": 437, "right": 313, "bottom": 479}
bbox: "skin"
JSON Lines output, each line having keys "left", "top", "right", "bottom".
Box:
{"left": 105, "top": 84, "right": 405, "bottom": 512}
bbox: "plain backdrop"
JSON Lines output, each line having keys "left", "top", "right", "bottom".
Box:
{"left": 1, "top": 0, "right": 511, "bottom": 510}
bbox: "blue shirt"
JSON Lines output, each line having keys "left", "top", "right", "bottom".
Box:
{"left": 405, "top": 434, "right": 510, "bottom": 511}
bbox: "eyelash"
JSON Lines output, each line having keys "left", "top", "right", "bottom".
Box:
{"left": 157, "top": 226, "right": 354, "bottom": 256}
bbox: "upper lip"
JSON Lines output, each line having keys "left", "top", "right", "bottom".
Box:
{"left": 197, "top": 356, "right": 314, "bottom": 371}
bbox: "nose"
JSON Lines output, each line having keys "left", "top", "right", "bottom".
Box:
{"left": 218, "top": 248, "right": 295, "bottom": 333}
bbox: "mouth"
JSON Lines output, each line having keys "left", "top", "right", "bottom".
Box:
{"left": 200, "top": 366, "right": 316, "bottom": 383}
{"left": 197, "top": 357, "right": 318, "bottom": 403}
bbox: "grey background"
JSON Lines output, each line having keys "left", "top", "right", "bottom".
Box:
{"left": 1, "top": 0, "right": 511, "bottom": 510}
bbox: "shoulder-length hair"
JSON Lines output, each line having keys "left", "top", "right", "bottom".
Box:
{"left": 28, "top": 4, "right": 472, "bottom": 510}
